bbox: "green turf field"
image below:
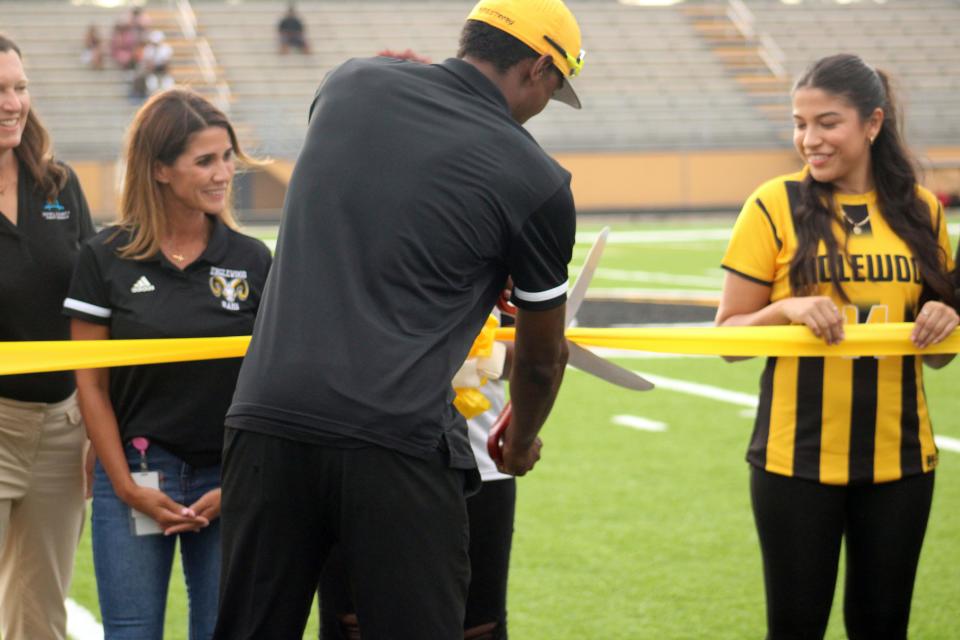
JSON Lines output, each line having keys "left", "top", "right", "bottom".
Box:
{"left": 65, "top": 216, "right": 960, "bottom": 639}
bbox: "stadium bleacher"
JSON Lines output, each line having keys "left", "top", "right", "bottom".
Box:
{"left": 196, "top": 0, "right": 780, "bottom": 157}
{"left": 1, "top": 0, "right": 958, "bottom": 211}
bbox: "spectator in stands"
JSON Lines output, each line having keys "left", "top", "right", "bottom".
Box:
{"left": 128, "top": 6, "right": 152, "bottom": 44}
{"left": 0, "top": 34, "right": 94, "bottom": 640}
{"left": 82, "top": 24, "right": 105, "bottom": 70}
{"left": 110, "top": 21, "right": 138, "bottom": 70}
{"left": 135, "top": 30, "right": 174, "bottom": 99}
{"left": 65, "top": 88, "right": 271, "bottom": 640}
{"left": 277, "top": 3, "right": 310, "bottom": 55}
{"left": 716, "top": 53, "right": 957, "bottom": 639}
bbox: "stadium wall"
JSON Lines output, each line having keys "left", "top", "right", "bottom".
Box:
{"left": 74, "top": 147, "right": 960, "bottom": 221}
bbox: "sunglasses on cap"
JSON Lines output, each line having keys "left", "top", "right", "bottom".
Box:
{"left": 543, "top": 34, "right": 585, "bottom": 77}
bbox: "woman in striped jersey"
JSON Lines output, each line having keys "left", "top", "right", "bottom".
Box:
{"left": 716, "top": 53, "right": 958, "bottom": 639}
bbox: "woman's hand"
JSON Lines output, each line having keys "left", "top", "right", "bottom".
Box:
{"left": 120, "top": 484, "right": 209, "bottom": 534}
{"left": 162, "top": 488, "right": 221, "bottom": 536}
{"left": 912, "top": 301, "right": 959, "bottom": 349}
{"left": 779, "top": 296, "right": 845, "bottom": 345}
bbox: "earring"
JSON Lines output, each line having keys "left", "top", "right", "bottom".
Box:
{"left": 869, "top": 136, "right": 875, "bottom": 145}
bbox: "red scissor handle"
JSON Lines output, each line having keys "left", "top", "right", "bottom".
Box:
{"left": 486, "top": 401, "right": 512, "bottom": 465}
{"left": 496, "top": 290, "right": 517, "bottom": 318}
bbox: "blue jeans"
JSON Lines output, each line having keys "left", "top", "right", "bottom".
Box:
{"left": 92, "top": 443, "right": 221, "bottom": 640}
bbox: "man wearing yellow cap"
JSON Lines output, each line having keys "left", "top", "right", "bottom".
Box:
{"left": 214, "top": 1, "right": 585, "bottom": 638}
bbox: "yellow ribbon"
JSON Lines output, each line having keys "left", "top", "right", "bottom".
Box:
{"left": 0, "top": 336, "right": 252, "bottom": 375}
{"left": 498, "top": 323, "right": 960, "bottom": 357}
{"left": 1, "top": 324, "right": 957, "bottom": 377}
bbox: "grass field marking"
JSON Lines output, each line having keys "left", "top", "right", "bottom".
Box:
{"left": 582, "top": 287, "right": 720, "bottom": 300}
{"left": 571, "top": 267, "right": 722, "bottom": 288}
{"left": 576, "top": 229, "right": 731, "bottom": 244}
{"left": 66, "top": 597, "right": 103, "bottom": 640}
{"left": 934, "top": 435, "right": 960, "bottom": 453}
{"left": 628, "top": 371, "right": 960, "bottom": 454}
{"left": 612, "top": 414, "right": 667, "bottom": 432}
{"left": 632, "top": 371, "right": 759, "bottom": 408}
{"left": 589, "top": 348, "right": 710, "bottom": 360}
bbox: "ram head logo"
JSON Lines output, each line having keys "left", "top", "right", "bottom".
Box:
{"left": 209, "top": 276, "right": 250, "bottom": 303}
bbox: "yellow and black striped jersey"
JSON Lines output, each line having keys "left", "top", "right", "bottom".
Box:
{"left": 722, "top": 169, "right": 952, "bottom": 485}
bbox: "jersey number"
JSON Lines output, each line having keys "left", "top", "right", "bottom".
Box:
{"left": 843, "top": 304, "right": 888, "bottom": 360}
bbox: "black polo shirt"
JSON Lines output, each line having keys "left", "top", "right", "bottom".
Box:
{"left": 227, "top": 57, "right": 576, "bottom": 468}
{"left": 0, "top": 161, "right": 95, "bottom": 403}
{"left": 63, "top": 217, "right": 272, "bottom": 467}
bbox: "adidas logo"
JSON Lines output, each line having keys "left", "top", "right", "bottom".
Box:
{"left": 130, "top": 276, "right": 156, "bottom": 293}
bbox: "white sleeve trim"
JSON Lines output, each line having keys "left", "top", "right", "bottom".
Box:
{"left": 63, "top": 297, "right": 112, "bottom": 318}
{"left": 513, "top": 280, "right": 568, "bottom": 303}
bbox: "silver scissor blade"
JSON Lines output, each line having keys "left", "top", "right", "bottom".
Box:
{"left": 565, "top": 226, "right": 610, "bottom": 327}
{"left": 567, "top": 341, "right": 654, "bottom": 391}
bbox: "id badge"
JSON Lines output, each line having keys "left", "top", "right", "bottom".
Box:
{"left": 129, "top": 471, "right": 163, "bottom": 536}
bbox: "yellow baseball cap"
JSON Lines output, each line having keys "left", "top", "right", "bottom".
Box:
{"left": 466, "top": 0, "right": 584, "bottom": 109}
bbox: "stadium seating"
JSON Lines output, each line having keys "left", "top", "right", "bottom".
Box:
{"left": 2, "top": 0, "right": 958, "bottom": 162}
{"left": 744, "top": 0, "right": 960, "bottom": 144}
{"left": 196, "top": 0, "right": 780, "bottom": 156}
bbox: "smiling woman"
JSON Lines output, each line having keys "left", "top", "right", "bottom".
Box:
{"left": 62, "top": 89, "right": 272, "bottom": 640}
{"left": 0, "top": 33, "right": 95, "bottom": 640}
{"left": 715, "top": 53, "right": 959, "bottom": 640}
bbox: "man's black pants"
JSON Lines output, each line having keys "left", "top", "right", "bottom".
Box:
{"left": 751, "top": 467, "right": 934, "bottom": 640}
{"left": 319, "top": 477, "right": 517, "bottom": 639}
{"left": 213, "top": 428, "right": 472, "bottom": 640}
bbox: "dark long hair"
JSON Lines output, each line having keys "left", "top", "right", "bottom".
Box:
{"left": 788, "top": 53, "right": 953, "bottom": 307}
{"left": 0, "top": 34, "right": 67, "bottom": 202}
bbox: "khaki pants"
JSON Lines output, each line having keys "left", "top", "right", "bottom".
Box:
{"left": 0, "top": 393, "right": 86, "bottom": 640}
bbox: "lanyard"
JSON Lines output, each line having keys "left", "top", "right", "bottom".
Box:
{"left": 131, "top": 436, "right": 150, "bottom": 471}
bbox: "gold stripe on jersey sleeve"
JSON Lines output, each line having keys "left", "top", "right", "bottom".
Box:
{"left": 874, "top": 355, "right": 904, "bottom": 482}
{"left": 820, "top": 356, "right": 853, "bottom": 485}
{"left": 766, "top": 356, "right": 798, "bottom": 477}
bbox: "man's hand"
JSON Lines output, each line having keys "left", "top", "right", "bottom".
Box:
{"left": 498, "top": 433, "right": 542, "bottom": 476}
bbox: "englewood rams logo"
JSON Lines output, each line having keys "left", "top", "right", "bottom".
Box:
{"left": 478, "top": 7, "right": 514, "bottom": 25}
{"left": 209, "top": 266, "right": 249, "bottom": 311}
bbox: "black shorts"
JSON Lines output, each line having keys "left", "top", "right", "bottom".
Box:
{"left": 320, "top": 477, "right": 517, "bottom": 639}
{"left": 214, "top": 428, "right": 472, "bottom": 640}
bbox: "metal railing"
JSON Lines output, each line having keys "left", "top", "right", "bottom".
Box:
{"left": 173, "top": 0, "right": 232, "bottom": 113}
{"left": 726, "top": 0, "right": 786, "bottom": 79}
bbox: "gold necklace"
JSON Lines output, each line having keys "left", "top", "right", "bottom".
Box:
{"left": 171, "top": 252, "right": 186, "bottom": 262}
{"left": 842, "top": 211, "right": 870, "bottom": 235}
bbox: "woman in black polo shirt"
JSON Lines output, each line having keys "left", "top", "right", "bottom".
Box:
{"left": 0, "top": 35, "right": 95, "bottom": 640}
{"left": 64, "top": 89, "right": 271, "bottom": 640}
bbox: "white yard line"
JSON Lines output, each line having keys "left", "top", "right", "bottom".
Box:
{"left": 612, "top": 414, "right": 667, "bottom": 432}
{"left": 622, "top": 370, "right": 959, "bottom": 453}
{"left": 587, "top": 268, "right": 722, "bottom": 288}
{"left": 588, "top": 348, "right": 711, "bottom": 360}
{"left": 632, "top": 371, "right": 759, "bottom": 408}
{"left": 66, "top": 598, "right": 103, "bottom": 640}
{"left": 580, "top": 287, "right": 721, "bottom": 301}
{"left": 935, "top": 435, "right": 960, "bottom": 453}
{"left": 577, "top": 229, "right": 731, "bottom": 244}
